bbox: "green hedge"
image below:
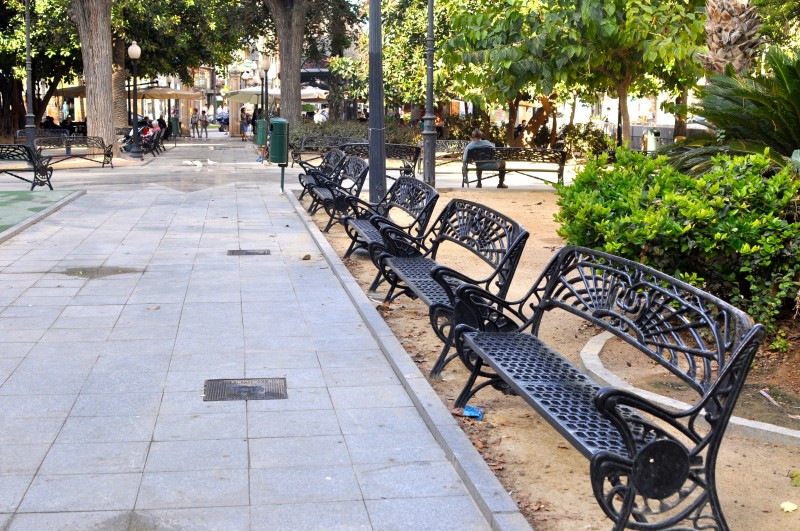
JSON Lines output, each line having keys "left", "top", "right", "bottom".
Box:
{"left": 555, "top": 148, "right": 800, "bottom": 339}
{"left": 289, "top": 118, "right": 420, "bottom": 147}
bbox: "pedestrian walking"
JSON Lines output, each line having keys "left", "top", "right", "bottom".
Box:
{"left": 190, "top": 108, "right": 200, "bottom": 138}
{"left": 199, "top": 110, "right": 209, "bottom": 139}
{"left": 240, "top": 107, "right": 248, "bottom": 141}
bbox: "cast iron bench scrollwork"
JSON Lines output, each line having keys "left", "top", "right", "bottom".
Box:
{"left": 451, "top": 245, "right": 764, "bottom": 530}
{"left": 307, "top": 155, "right": 370, "bottom": 231}
{"left": 291, "top": 136, "right": 366, "bottom": 168}
{"left": 342, "top": 177, "right": 439, "bottom": 290}
{"left": 35, "top": 136, "right": 115, "bottom": 168}
{"left": 376, "top": 199, "right": 528, "bottom": 378}
{"left": 297, "top": 148, "right": 347, "bottom": 200}
{"left": 0, "top": 144, "right": 54, "bottom": 190}
{"left": 339, "top": 142, "right": 421, "bottom": 179}
{"left": 14, "top": 128, "right": 70, "bottom": 144}
{"left": 463, "top": 147, "right": 567, "bottom": 187}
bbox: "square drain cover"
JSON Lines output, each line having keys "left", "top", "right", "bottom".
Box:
{"left": 203, "top": 378, "right": 287, "bottom": 401}
{"left": 228, "top": 249, "right": 271, "bottom": 256}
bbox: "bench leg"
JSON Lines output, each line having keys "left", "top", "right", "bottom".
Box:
{"left": 454, "top": 357, "right": 485, "bottom": 409}
{"left": 367, "top": 271, "right": 383, "bottom": 292}
{"left": 429, "top": 304, "right": 456, "bottom": 379}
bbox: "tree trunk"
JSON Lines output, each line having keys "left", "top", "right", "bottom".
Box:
{"left": 568, "top": 94, "right": 577, "bottom": 128}
{"left": 112, "top": 36, "right": 128, "bottom": 128}
{"left": 34, "top": 76, "right": 62, "bottom": 125}
{"left": 549, "top": 109, "right": 558, "bottom": 148}
{"left": 68, "top": 0, "right": 114, "bottom": 145}
{"left": 673, "top": 86, "right": 688, "bottom": 139}
{"left": 618, "top": 83, "right": 631, "bottom": 144}
{"left": 524, "top": 94, "right": 554, "bottom": 145}
{"left": 266, "top": 0, "right": 310, "bottom": 126}
{"left": 506, "top": 96, "right": 520, "bottom": 146}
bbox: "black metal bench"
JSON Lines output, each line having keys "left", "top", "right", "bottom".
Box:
{"left": 376, "top": 199, "right": 529, "bottom": 378}
{"left": 307, "top": 156, "right": 370, "bottom": 231}
{"left": 290, "top": 136, "right": 366, "bottom": 168}
{"left": 35, "top": 136, "right": 114, "bottom": 168}
{"left": 463, "top": 147, "right": 567, "bottom": 187}
{"left": 0, "top": 144, "right": 54, "bottom": 190}
{"left": 342, "top": 177, "right": 439, "bottom": 290}
{"left": 451, "top": 245, "right": 765, "bottom": 530}
{"left": 298, "top": 148, "right": 347, "bottom": 200}
{"left": 14, "top": 128, "right": 70, "bottom": 144}
{"left": 416, "top": 139, "right": 470, "bottom": 173}
{"left": 339, "top": 142, "right": 421, "bottom": 179}
{"left": 140, "top": 129, "right": 164, "bottom": 157}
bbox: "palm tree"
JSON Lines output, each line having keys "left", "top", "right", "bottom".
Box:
{"left": 667, "top": 47, "right": 800, "bottom": 174}
{"left": 699, "top": 0, "right": 763, "bottom": 74}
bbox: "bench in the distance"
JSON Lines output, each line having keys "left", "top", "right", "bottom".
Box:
{"left": 0, "top": 144, "right": 54, "bottom": 190}
{"left": 35, "top": 136, "right": 114, "bottom": 168}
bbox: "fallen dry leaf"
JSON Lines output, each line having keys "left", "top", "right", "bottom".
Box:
{"left": 302, "top": 254, "right": 311, "bottom": 260}
{"left": 147, "top": 305, "right": 160, "bottom": 311}
{"left": 780, "top": 501, "right": 798, "bottom": 512}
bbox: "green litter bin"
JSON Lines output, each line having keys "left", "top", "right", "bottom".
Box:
{"left": 269, "top": 118, "right": 289, "bottom": 166}
{"left": 255, "top": 119, "right": 267, "bottom": 146}
{"left": 170, "top": 116, "right": 180, "bottom": 137}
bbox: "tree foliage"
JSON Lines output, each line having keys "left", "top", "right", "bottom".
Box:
{"left": 0, "top": 0, "right": 83, "bottom": 130}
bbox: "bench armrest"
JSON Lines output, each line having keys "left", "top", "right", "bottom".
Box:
{"left": 378, "top": 224, "right": 428, "bottom": 258}
{"left": 344, "top": 195, "right": 380, "bottom": 219}
{"left": 452, "top": 283, "right": 532, "bottom": 333}
{"left": 593, "top": 387, "right": 701, "bottom": 455}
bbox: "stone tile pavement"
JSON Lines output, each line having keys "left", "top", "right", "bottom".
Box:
{"left": 0, "top": 131, "right": 530, "bottom": 530}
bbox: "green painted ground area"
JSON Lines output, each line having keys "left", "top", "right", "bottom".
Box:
{"left": 0, "top": 190, "right": 75, "bottom": 233}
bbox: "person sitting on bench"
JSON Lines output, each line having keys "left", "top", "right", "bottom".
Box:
{"left": 462, "top": 129, "right": 506, "bottom": 188}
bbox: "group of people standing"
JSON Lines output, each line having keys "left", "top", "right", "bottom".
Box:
{"left": 189, "top": 108, "right": 210, "bottom": 139}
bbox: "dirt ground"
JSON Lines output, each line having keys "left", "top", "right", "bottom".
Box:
{"left": 300, "top": 187, "right": 800, "bottom": 530}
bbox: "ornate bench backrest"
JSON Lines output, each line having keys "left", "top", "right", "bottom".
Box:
{"left": 331, "top": 156, "right": 369, "bottom": 195}
{"left": 464, "top": 147, "right": 497, "bottom": 162}
{"left": 300, "top": 136, "right": 365, "bottom": 151}
{"left": 341, "top": 143, "right": 421, "bottom": 175}
{"left": 378, "top": 177, "right": 439, "bottom": 237}
{"left": 36, "top": 136, "right": 108, "bottom": 152}
{"left": 0, "top": 144, "right": 37, "bottom": 162}
{"left": 430, "top": 199, "right": 529, "bottom": 298}
{"left": 14, "top": 128, "right": 70, "bottom": 143}
{"left": 317, "top": 148, "right": 346, "bottom": 175}
{"left": 531, "top": 246, "right": 762, "bottom": 407}
{"left": 494, "top": 147, "right": 567, "bottom": 165}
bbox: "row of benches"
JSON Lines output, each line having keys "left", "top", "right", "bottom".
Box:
{"left": 291, "top": 136, "right": 569, "bottom": 187}
{"left": 296, "top": 157, "right": 765, "bottom": 530}
{"left": 0, "top": 126, "right": 167, "bottom": 190}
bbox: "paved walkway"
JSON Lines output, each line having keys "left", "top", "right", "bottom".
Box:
{"left": 0, "top": 132, "right": 528, "bottom": 530}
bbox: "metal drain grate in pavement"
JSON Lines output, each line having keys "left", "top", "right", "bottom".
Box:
{"left": 203, "top": 378, "right": 287, "bottom": 401}
{"left": 227, "top": 249, "right": 271, "bottom": 256}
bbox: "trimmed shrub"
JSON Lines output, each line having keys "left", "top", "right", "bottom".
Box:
{"left": 557, "top": 122, "right": 614, "bottom": 159}
{"left": 289, "top": 117, "right": 420, "bottom": 147}
{"left": 555, "top": 148, "right": 800, "bottom": 333}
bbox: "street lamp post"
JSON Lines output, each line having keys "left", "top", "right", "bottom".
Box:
{"left": 368, "top": 0, "right": 387, "bottom": 202}
{"left": 127, "top": 42, "right": 143, "bottom": 159}
{"left": 422, "top": 0, "right": 436, "bottom": 186}
{"left": 24, "top": 0, "right": 35, "bottom": 151}
{"left": 166, "top": 75, "right": 174, "bottom": 120}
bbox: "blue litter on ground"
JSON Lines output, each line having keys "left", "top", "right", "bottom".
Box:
{"left": 256, "top": 156, "right": 263, "bottom": 162}
{"left": 463, "top": 405, "right": 484, "bottom": 421}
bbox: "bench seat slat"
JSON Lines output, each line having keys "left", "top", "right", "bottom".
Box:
{"left": 463, "top": 331, "right": 641, "bottom": 457}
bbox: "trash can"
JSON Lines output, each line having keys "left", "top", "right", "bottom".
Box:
{"left": 269, "top": 118, "right": 289, "bottom": 166}
{"left": 171, "top": 116, "right": 180, "bottom": 138}
{"left": 255, "top": 119, "right": 268, "bottom": 146}
{"left": 644, "top": 128, "right": 661, "bottom": 152}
